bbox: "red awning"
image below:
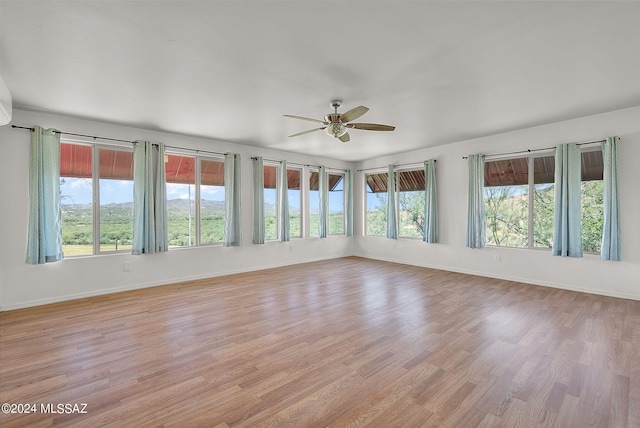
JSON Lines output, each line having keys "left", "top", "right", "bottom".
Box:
{"left": 60, "top": 143, "right": 134, "bottom": 180}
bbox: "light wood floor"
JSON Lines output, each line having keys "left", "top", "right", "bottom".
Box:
{"left": 1, "top": 257, "right": 639, "bottom": 427}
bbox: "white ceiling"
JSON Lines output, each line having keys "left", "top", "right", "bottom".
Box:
{"left": 2, "top": 1, "right": 640, "bottom": 162}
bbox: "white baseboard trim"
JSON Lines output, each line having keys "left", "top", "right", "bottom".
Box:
{"left": 4, "top": 252, "right": 637, "bottom": 311}
{"left": 1, "top": 254, "right": 346, "bottom": 311}
{"left": 353, "top": 253, "right": 640, "bottom": 302}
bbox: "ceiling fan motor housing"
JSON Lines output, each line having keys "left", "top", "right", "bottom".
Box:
{"left": 324, "top": 112, "right": 347, "bottom": 138}
{"left": 325, "top": 122, "right": 348, "bottom": 138}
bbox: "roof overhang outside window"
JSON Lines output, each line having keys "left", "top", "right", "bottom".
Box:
{"left": 484, "top": 151, "right": 603, "bottom": 187}
{"left": 366, "top": 170, "right": 425, "bottom": 193}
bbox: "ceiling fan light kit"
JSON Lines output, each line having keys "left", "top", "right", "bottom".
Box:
{"left": 284, "top": 100, "right": 395, "bottom": 143}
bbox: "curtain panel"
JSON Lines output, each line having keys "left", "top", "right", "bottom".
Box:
{"left": 26, "top": 126, "right": 64, "bottom": 264}
{"left": 552, "top": 143, "right": 582, "bottom": 258}
{"left": 223, "top": 153, "right": 241, "bottom": 247}
{"left": 278, "top": 160, "right": 290, "bottom": 242}
{"left": 466, "top": 154, "right": 485, "bottom": 248}
{"left": 386, "top": 164, "right": 398, "bottom": 239}
{"left": 601, "top": 137, "right": 621, "bottom": 260}
{"left": 345, "top": 169, "right": 354, "bottom": 237}
{"left": 424, "top": 159, "right": 438, "bottom": 243}
{"left": 252, "top": 156, "right": 265, "bottom": 244}
{"left": 132, "top": 141, "right": 168, "bottom": 255}
{"left": 318, "top": 165, "right": 327, "bottom": 238}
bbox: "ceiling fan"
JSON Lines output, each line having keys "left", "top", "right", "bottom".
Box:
{"left": 284, "top": 100, "right": 395, "bottom": 143}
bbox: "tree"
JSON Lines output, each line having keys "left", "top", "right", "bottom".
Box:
{"left": 484, "top": 186, "right": 528, "bottom": 247}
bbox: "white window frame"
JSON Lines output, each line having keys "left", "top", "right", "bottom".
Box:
{"left": 484, "top": 146, "right": 604, "bottom": 252}
{"left": 328, "top": 171, "right": 346, "bottom": 236}
{"left": 164, "top": 151, "right": 226, "bottom": 248}
{"left": 395, "top": 167, "right": 426, "bottom": 239}
{"left": 364, "top": 169, "right": 389, "bottom": 237}
{"left": 60, "top": 140, "right": 135, "bottom": 256}
{"left": 287, "top": 166, "right": 303, "bottom": 239}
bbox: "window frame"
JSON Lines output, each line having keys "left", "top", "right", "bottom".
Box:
{"left": 364, "top": 167, "right": 426, "bottom": 239}
{"left": 263, "top": 161, "right": 279, "bottom": 242}
{"left": 484, "top": 147, "right": 604, "bottom": 253}
{"left": 60, "top": 140, "right": 135, "bottom": 257}
{"left": 308, "top": 167, "right": 320, "bottom": 238}
{"left": 164, "top": 151, "right": 226, "bottom": 248}
{"left": 328, "top": 172, "right": 346, "bottom": 236}
{"left": 364, "top": 169, "right": 389, "bottom": 238}
{"left": 395, "top": 167, "right": 426, "bottom": 239}
{"left": 287, "top": 166, "right": 303, "bottom": 239}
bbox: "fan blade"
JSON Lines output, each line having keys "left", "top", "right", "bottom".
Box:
{"left": 338, "top": 132, "right": 350, "bottom": 143}
{"left": 340, "top": 106, "right": 369, "bottom": 123}
{"left": 283, "top": 114, "right": 325, "bottom": 124}
{"left": 288, "top": 127, "right": 326, "bottom": 138}
{"left": 346, "top": 123, "right": 395, "bottom": 131}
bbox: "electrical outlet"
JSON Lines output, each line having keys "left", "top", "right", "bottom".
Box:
{"left": 123, "top": 261, "right": 132, "bottom": 272}
{"left": 289, "top": 244, "right": 295, "bottom": 252}
{"left": 494, "top": 254, "right": 501, "bottom": 262}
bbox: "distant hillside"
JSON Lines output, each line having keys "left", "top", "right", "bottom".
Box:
{"left": 62, "top": 199, "right": 311, "bottom": 216}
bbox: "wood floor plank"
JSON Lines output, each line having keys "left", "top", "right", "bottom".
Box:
{"left": 1, "top": 256, "right": 639, "bottom": 427}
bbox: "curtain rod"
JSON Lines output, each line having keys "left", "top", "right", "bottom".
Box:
{"left": 461, "top": 139, "right": 610, "bottom": 159}
{"left": 357, "top": 159, "right": 436, "bottom": 173}
{"left": 250, "top": 156, "right": 348, "bottom": 172}
{"left": 12, "top": 124, "right": 228, "bottom": 156}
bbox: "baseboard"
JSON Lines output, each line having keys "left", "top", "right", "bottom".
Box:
{"left": 354, "top": 252, "right": 640, "bottom": 302}
{"left": 1, "top": 254, "right": 347, "bottom": 311}
{"left": 5, "top": 252, "right": 637, "bottom": 311}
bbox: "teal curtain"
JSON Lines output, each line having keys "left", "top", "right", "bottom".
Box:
{"left": 601, "top": 137, "right": 621, "bottom": 260}
{"left": 345, "top": 169, "right": 354, "bottom": 237}
{"left": 26, "top": 126, "right": 64, "bottom": 264}
{"left": 318, "top": 165, "right": 327, "bottom": 238}
{"left": 223, "top": 153, "right": 241, "bottom": 247}
{"left": 552, "top": 143, "right": 582, "bottom": 257}
{"left": 424, "top": 160, "right": 438, "bottom": 243}
{"left": 252, "top": 156, "right": 265, "bottom": 244}
{"left": 386, "top": 164, "right": 398, "bottom": 239}
{"left": 278, "top": 160, "right": 290, "bottom": 242}
{"left": 132, "top": 141, "right": 168, "bottom": 255}
{"left": 466, "top": 154, "right": 485, "bottom": 248}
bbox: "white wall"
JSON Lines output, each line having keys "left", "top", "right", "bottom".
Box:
{"left": 354, "top": 107, "right": 640, "bottom": 301}
{"left": 2, "top": 107, "right": 638, "bottom": 311}
{"left": 0, "top": 109, "right": 354, "bottom": 310}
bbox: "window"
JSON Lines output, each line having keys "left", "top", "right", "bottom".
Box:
{"left": 263, "top": 164, "right": 278, "bottom": 241}
{"left": 288, "top": 168, "right": 302, "bottom": 238}
{"left": 60, "top": 143, "right": 93, "bottom": 256}
{"left": 165, "top": 154, "right": 225, "bottom": 247}
{"left": 200, "top": 158, "right": 225, "bottom": 245}
{"left": 484, "top": 149, "right": 603, "bottom": 251}
{"left": 365, "top": 172, "right": 388, "bottom": 237}
{"left": 98, "top": 148, "right": 134, "bottom": 252}
{"left": 397, "top": 169, "right": 425, "bottom": 238}
{"left": 484, "top": 156, "right": 531, "bottom": 247}
{"left": 262, "top": 164, "right": 302, "bottom": 241}
{"left": 60, "top": 142, "right": 133, "bottom": 256}
{"left": 309, "top": 169, "right": 320, "bottom": 238}
{"left": 580, "top": 149, "right": 604, "bottom": 253}
{"left": 328, "top": 173, "right": 345, "bottom": 235}
{"left": 365, "top": 169, "right": 425, "bottom": 238}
